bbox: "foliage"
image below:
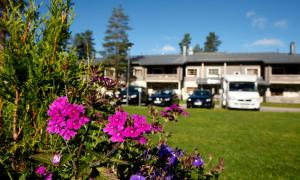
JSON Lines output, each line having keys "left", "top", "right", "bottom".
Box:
{"left": 102, "top": 5, "right": 133, "bottom": 79}
{"left": 204, "top": 32, "right": 222, "bottom": 52}
{"left": 193, "top": 43, "right": 203, "bottom": 53}
{"left": 73, "top": 30, "right": 95, "bottom": 60}
{"left": 0, "top": 1, "right": 223, "bottom": 179}
{"left": 179, "top": 33, "right": 191, "bottom": 54}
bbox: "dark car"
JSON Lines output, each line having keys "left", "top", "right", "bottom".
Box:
{"left": 149, "top": 90, "right": 179, "bottom": 106}
{"left": 186, "top": 89, "right": 214, "bottom": 108}
{"left": 118, "top": 86, "right": 148, "bottom": 105}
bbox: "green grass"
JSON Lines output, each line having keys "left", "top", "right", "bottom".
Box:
{"left": 262, "top": 102, "right": 300, "bottom": 108}
{"left": 124, "top": 106, "right": 300, "bottom": 179}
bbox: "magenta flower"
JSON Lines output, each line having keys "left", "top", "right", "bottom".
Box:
{"left": 47, "top": 97, "right": 90, "bottom": 141}
{"left": 44, "top": 173, "right": 53, "bottom": 180}
{"left": 35, "top": 165, "right": 47, "bottom": 176}
{"left": 103, "top": 111, "right": 152, "bottom": 144}
{"left": 52, "top": 153, "right": 62, "bottom": 165}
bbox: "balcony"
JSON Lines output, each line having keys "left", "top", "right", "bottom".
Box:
{"left": 145, "top": 74, "right": 180, "bottom": 82}
{"left": 269, "top": 74, "right": 300, "bottom": 84}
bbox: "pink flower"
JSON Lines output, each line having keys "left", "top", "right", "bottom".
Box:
{"left": 47, "top": 96, "right": 90, "bottom": 141}
{"left": 52, "top": 153, "right": 62, "bottom": 165}
{"left": 35, "top": 165, "right": 47, "bottom": 176}
{"left": 103, "top": 111, "right": 152, "bottom": 144}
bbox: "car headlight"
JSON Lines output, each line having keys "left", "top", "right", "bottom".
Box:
{"left": 164, "top": 98, "right": 170, "bottom": 101}
{"left": 206, "top": 98, "right": 211, "bottom": 102}
{"left": 187, "top": 98, "right": 191, "bottom": 101}
{"left": 130, "top": 94, "right": 137, "bottom": 98}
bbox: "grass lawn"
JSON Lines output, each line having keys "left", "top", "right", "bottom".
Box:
{"left": 261, "top": 102, "right": 300, "bottom": 108}
{"left": 124, "top": 106, "right": 300, "bottom": 179}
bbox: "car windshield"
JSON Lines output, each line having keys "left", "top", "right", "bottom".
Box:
{"left": 229, "top": 82, "right": 256, "bottom": 91}
{"left": 193, "top": 90, "right": 210, "bottom": 96}
{"left": 154, "top": 90, "right": 171, "bottom": 95}
{"left": 121, "top": 87, "right": 138, "bottom": 93}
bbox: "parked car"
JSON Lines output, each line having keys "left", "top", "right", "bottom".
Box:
{"left": 118, "top": 86, "right": 148, "bottom": 105}
{"left": 149, "top": 90, "right": 179, "bottom": 106}
{"left": 186, "top": 89, "right": 214, "bottom": 108}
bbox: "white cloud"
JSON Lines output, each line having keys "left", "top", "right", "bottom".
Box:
{"left": 246, "top": 11, "right": 255, "bottom": 18}
{"left": 274, "top": 20, "right": 288, "bottom": 30}
{"left": 245, "top": 10, "right": 267, "bottom": 29}
{"left": 245, "top": 38, "right": 284, "bottom": 47}
{"left": 161, "top": 45, "right": 176, "bottom": 53}
{"left": 252, "top": 17, "right": 267, "bottom": 29}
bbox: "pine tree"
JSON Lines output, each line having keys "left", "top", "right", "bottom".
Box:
{"left": 73, "top": 30, "right": 95, "bottom": 60}
{"left": 179, "top": 33, "right": 191, "bottom": 54}
{"left": 193, "top": 43, "right": 203, "bottom": 53}
{"left": 204, "top": 32, "right": 222, "bottom": 52}
{"left": 102, "top": 6, "right": 133, "bottom": 79}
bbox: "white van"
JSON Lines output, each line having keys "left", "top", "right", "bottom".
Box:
{"left": 221, "top": 75, "right": 261, "bottom": 110}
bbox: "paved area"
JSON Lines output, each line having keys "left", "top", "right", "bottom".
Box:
{"left": 260, "top": 106, "right": 300, "bottom": 112}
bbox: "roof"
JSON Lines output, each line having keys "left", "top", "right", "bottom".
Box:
{"left": 131, "top": 55, "right": 185, "bottom": 65}
{"left": 130, "top": 52, "right": 300, "bottom": 65}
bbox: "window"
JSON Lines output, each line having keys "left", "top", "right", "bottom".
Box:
{"left": 207, "top": 68, "right": 220, "bottom": 77}
{"left": 187, "top": 68, "right": 197, "bottom": 76}
{"left": 135, "top": 69, "right": 143, "bottom": 77}
{"left": 272, "top": 67, "right": 285, "bottom": 74}
{"left": 148, "top": 67, "right": 177, "bottom": 74}
{"left": 246, "top": 68, "right": 259, "bottom": 76}
{"left": 229, "top": 82, "right": 256, "bottom": 92}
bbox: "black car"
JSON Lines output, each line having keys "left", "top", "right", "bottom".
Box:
{"left": 149, "top": 90, "right": 179, "bottom": 106}
{"left": 118, "top": 86, "right": 148, "bottom": 105}
{"left": 186, "top": 90, "right": 214, "bottom": 108}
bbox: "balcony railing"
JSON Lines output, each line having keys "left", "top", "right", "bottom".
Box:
{"left": 145, "top": 74, "right": 179, "bottom": 82}
{"left": 269, "top": 74, "right": 300, "bottom": 84}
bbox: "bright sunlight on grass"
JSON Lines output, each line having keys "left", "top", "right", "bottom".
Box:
{"left": 124, "top": 106, "right": 300, "bottom": 179}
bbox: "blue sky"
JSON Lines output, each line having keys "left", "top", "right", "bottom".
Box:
{"left": 68, "top": 0, "right": 300, "bottom": 56}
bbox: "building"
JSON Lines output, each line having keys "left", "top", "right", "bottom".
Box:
{"left": 130, "top": 43, "right": 300, "bottom": 103}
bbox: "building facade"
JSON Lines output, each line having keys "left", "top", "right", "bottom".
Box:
{"left": 129, "top": 45, "right": 300, "bottom": 103}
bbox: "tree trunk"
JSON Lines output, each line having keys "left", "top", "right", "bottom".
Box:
{"left": 12, "top": 89, "right": 21, "bottom": 142}
{"left": 0, "top": 96, "right": 3, "bottom": 131}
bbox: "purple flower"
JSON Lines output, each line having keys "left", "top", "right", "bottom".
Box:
{"left": 160, "top": 104, "right": 189, "bottom": 121}
{"left": 35, "top": 165, "right": 47, "bottom": 176}
{"left": 44, "top": 173, "right": 53, "bottom": 180}
{"left": 47, "top": 97, "right": 89, "bottom": 141}
{"left": 192, "top": 157, "right": 204, "bottom": 167}
{"left": 51, "top": 153, "right": 62, "bottom": 165}
{"left": 130, "top": 174, "right": 146, "bottom": 180}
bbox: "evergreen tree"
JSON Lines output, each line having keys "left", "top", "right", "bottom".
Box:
{"left": 193, "top": 43, "right": 203, "bottom": 53}
{"left": 73, "top": 30, "right": 95, "bottom": 60}
{"left": 179, "top": 33, "right": 191, "bottom": 54}
{"left": 102, "top": 6, "right": 133, "bottom": 79}
{"left": 204, "top": 32, "right": 222, "bottom": 52}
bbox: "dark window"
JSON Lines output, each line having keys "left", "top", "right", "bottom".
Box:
{"left": 270, "top": 88, "right": 283, "bottom": 96}
{"left": 148, "top": 67, "right": 177, "bottom": 74}
{"left": 229, "top": 82, "right": 256, "bottom": 92}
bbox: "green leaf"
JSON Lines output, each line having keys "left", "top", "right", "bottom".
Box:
{"left": 96, "top": 167, "right": 119, "bottom": 180}
{"left": 18, "top": 173, "right": 27, "bottom": 180}
{"left": 110, "top": 158, "right": 129, "bottom": 165}
{"left": 29, "top": 153, "right": 52, "bottom": 165}
{"left": 77, "top": 162, "right": 92, "bottom": 179}
{"left": 60, "top": 153, "right": 73, "bottom": 165}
